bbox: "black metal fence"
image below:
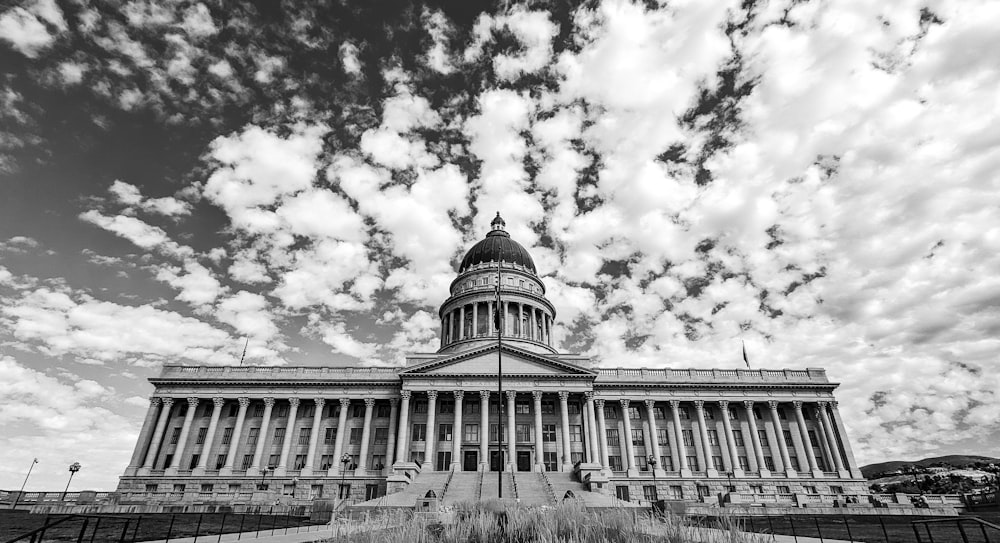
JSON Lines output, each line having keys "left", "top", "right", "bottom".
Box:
{"left": 705, "top": 514, "right": 1000, "bottom": 543}
{"left": 3, "top": 511, "right": 324, "bottom": 543}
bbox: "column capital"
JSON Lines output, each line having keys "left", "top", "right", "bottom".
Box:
{"left": 718, "top": 400, "right": 729, "bottom": 409}
{"left": 767, "top": 400, "right": 780, "bottom": 410}
{"left": 505, "top": 390, "right": 516, "bottom": 401}
{"left": 212, "top": 397, "right": 225, "bottom": 407}
{"left": 150, "top": 397, "right": 162, "bottom": 407}
{"left": 389, "top": 397, "right": 398, "bottom": 407}
{"left": 792, "top": 400, "right": 804, "bottom": 411}
{"left": 263, "top": 397, "right": 275, "bottom": 408}
{"left": 594, "top": 398, "right": 605, "bottom": 409}
{"left": 288, "top": 397, "right": 300, "bottom": 407}
{"left": 816, "top": 401, "right": 829, "bottom": 409}
{"left": 400, "top": 390, "right": 412, "bottom": 400}
{"left": 314, "top": 398, "right": 326, "bottom": 408}
{"left": 742, "top": 400, "right": 755, "bottom": 410}
{"left": 583, "top": 391, "right": 594, "bottom": 401}
{"left": 558, "top": 391, "right": 569, "bottom": 401}
{"left": 668, "top": 399, "right": 680, "bottom": 409}
{"left": 237, "top": 397, "right": 250, "bottom": 408}
{"left": 479, "top": 390, "right": 490, "bottom": 400}
{"left": 643, "top": 399, "right": 655, "bottom": 409}
{"left": 187, "top": 397, "right": 200, "bottom": 407}
{"left": 532, "top": 390, "right": 543, "bottom": 402}
{"left": 339, "top": 398, "right": 350, "bottom": 408}
{"left": 364, "top": 398, "right": 376, "bottom": 408}
{"left": 693, "top": 400, "right": 705, "bottom": 410}
{"left": 619, "top": 398, "right": 630, "bottom": 409}
{"left": 830, "top": 400, "right": 839, "bottom": 408}
{"left": 454, "top": 390, "right": 465, "bottom": 401}
{"left": 427, "top": 390, "right": 438, "bottom": 401}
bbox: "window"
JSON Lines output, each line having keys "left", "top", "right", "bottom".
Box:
{"left": 374, "top": 427, "right": 388, "bottom": 445}
{"left": 636, "top": 455, "right": 648, "bottom": 470}
{"left": 728, "top": 406, "right": 739, "bottom": 420}
{"left": 221, "top": 427, "right": 234, "bottom": 445}
{"left": 753, "top": 407, "right": 762, "bottom": 420}
{"left": 669, "top": 486, "right": 684, "bottom": 499}
{"left": 803, "top": 485, "right": 818, "bottom": 494}
{"left": 371, "top": 455, "right": 385, "bottom": 470}
{"left": 544, "top": 452, "right": 558, "bottom": 471}
{"left": 657, "top": 429, "right": 669, "bottom": 446}
{"left": 738, "top": 456, "right": 749, "bottom": 471}
{"left": 177, "top": 404, "right": 188, "bottom": 417}
{"left": 324, "top": 427, "right": 336, "bottom": 445}
{"left": 163, "top": 454, "right": 173, "bottom": 468}
{"left": 465, "top": 402, "right": 480, "bottom": 415}
{"left": 215, "top": 454, "right": 226, "bottom": 469}
{"left": 713, "top": 456, "right": 725, "bottom": 471}
{"left": 414, "top": 401, "right": 427, "bottom": 414}
{"left": 412, "top": 424, "right": 426, "bottom": 441}
{"left": 655, "top": 406, "right": 667, "bottom": 419}
{"left": 320, "top": 455, "right": 333, "bottom": 470}
{"left": 276, "top": 404, "right": 289, "bottom": 418}
{"left": 228, "top": 404, "right": 238, "bottom": 417}
{"left": 489, "top": 424, "right": 508, "bottom": 442}
{"left": 252, "top": 404, "right": 264, "bottom": 417}
{"left": 817, "top": 456, "right": 828, "bottom": 471}
{"left": 273, "top": 427, "right": 286, "bottom": 443}
{"left": 349, "top": 427, "right": 363, "bottom": 444}
{"left": 687, "top": 456, "right": 699, "bottom": 471}
{"left": 697, "top": 485, "right": 711, "bottom": 499}
{"left": 267, "top": 454, "right": 279, "bottom": 468}
{"left": 804, "top": 409, "right": 812, "bottom": 420}
{"left": 631, "top": 429, "right": 644, "bottom": 446}
{"left": 750, "top": 484, "right": 764, "bottom": 494}
{"left": 376, "top": 404, "right": 391, "bottom": 418}
{"left": 609, "top": 455, "right": 623, "bottom": 471}
{"left": 708, "top": 429, "right": 719, "bottom": 445}
{"left": 283, "top": 484, "right": 295, "bottom": 496}
{"left": 808, "top": 430, "right": 820, "bottom": 447}
{"left": 758, "top": 430, "right": 768, "bottom": 446}
{"left": 831, "top": 486, "right": 844, "bottom": 494}
{"left": 294, "top": 455, "right": 307, "bottom": 469}
{"left": 173, "top": 483, "right": 185, "bottom": 493}
{"left": 516, "top": 423, "right": 531, "bottom": 442}
{"left": 682, "top": 430, "right": 694, "bottom": 446}
{"left": 196, "top": 427, "right": 208, "bottom": 444}
{"left": 311, "top": 484, "right": 324, "bottom": 498}
{"left": 145, "top": 484, "right": 158, "bottom": 493}
{"left": 350, "top": 455, "right": 359, "bottom": 469}
{"left": 170, "top": 427, "right": 181, "bottom": 444}
{"left": 568, "top": 402, "right": 581, "bottom": 415}
{"left": 541, "top": 400, "right": 555, "bottom": 414}
{"left": 189, "top": 454, "right": 200, "bottom": 469}
{"left": 777, "top": 485, "right": 791, "bottom": 494}
{"left": 704, "top": 406, "right": 715, "bottom": 420}
{"left": 542, "top": 424, "right": 556, "bottom": 442}
{"left": 241, "top": 455, "right": 253, "bottom": 469}
{"left": 790, "top": 456, "right": 800, "bottom": 471}
{"left": 515, "top": 400, "right": 530, "bottom": 414}
{"left": 733, "top": 430, "right": 745, "bottom": 447}
{"left": 571, "top": 452, "right": 584, "bottom": 464}
{"left": 661, "top": 456, "right": 673, "bottom": 471}
{"left": 778, "top": 408, "right": 787, "bottom": 420}
{"left": 300, "top": 404, "right": 315, "bottom": 418}
{"left": 439, "top": 424, "right": 453, "bottom": 442}
{"left": 464, "top": 424, "right": 479, "bottom": 442}
{"left": 352, "top": 404, "right": 364, "bottom": 417}
{"left": 440, "top": 400, "right": 454, "bottom": 414}
{"left": 327, "top": 404, "right": 341, "bottom": 418}
{"left": 764, "top": 456, "right": 775, "bottom": 471}
{"left": 297, "top": 428, "right": 310, "bottom": 445}
{"left": 606, "top": 429, "right": 620, "bottom": 447}
{"left": 570, "top": 425, "right": 582, "bottom": 442}
{"left": 410, "top": 451, "right": 425, "bottom": 464}
{"left": 604, "top": 405, "right": 618, "bottom": 419}
{"left": 246, "top": 427, "right": 259, "bottom": 445}
{"left": 628, "top": 406, "right": 641, "bottom": 419}
{"left": 643, "top": 485, "right": 658, "bottom": 501}
{"left": 489, "top": 402, "right": 500, "bottom": 415}
{"left": 784, "top": 429, "right": 794, "bottom": 446}
{"left": 680, "top": 407, "right": 691, "bottom": 419}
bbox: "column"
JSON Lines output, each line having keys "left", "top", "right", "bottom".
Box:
{"left": 792, "top": 401, "right": 821, "bottom": 476}
{"left": 718, "top": 401, "right": 743, "bottom": 477}
{"left": 502, "top": 301, "right": 509, "bottom": 335}
{"left": 459, "top": 306, "right": 466, "bottom": 340}
{"left": 394, "top": 391, "right": 411, "bottom": 467}
{"left": 479, "top": 391, "right": 490, "bottom": 470}
{"left": 471, "top": 303, "right": 478, "bottom": 337}
{"left": 669, "top": 400, "right": 691, "bottom": 476}
{"left": 595, "top": 399, "right": 611, "bottom": 472}
{"left": 276, "top": 398, "right": 300, "bottom": 475}
{"left": 220, "top": 397, "right": 248, "bottom": 475}
{"left": 768, "top": 401, "right": 795, "bottom": 477}
{"left": 644, "top": 400, "right": 665, "bottom": 476}
{"left": 487, "top": 301, "right": 494, "bottom": 335}
{"left": 558, "top": 391, "right": 573, "bottom": 471}
{"left": 694, "top": 401, "right": 718, "bottom": 477}
{"left": 815, "top": 403, "right": 842, "bottom": 474}
{"left": 384, "top": 398, "right": 399, "bottom": 472}
{"left": 532, "top": 391, "right": 544, "bottom": 471}
{"left": 193, "top": 397, "right": 225, "bottom": 475}
{"left": 248, "top": 398, "right": 275, "bottom": 475}
{"left": 331, "top": 398, "right": 350, "bottom": 475}
{"left": 357, "top": 398, "right": 375, "bottom": 473}
{"left": 506, "top": 390, "right": 516, "bottom": 470}
{"left": 424, "top": 391, "right": 438, "bottom": 470}
{"left": 619, "top": 399, "right": 638, "bottom": 475}
{"left": 302, "top": 398, "right": 325, "bottom": 476}
{"left": 127, "top": 397, "right": 163, "bottom": 475}
{"left": 452, "top": 391, "right": 464, "bottom": 471}
{"left": 166, "top": 397, "right": 199, "bottom": 474}
{"left": 743, "top": 401, "right": 769, "bottom": 477}
{"left": 517, "top": 303, "right": 524, "bottom": 337}
{"left": 140, "top": 397, "right": 173, "bottom": 473}
{"left": 530, "top": 307, "right": 537, "bottom": 340}
{"left": 829, "top": 401, "right": 862, "bottom": 478}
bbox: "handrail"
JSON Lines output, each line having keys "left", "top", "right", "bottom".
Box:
{"left": 911, "top": 516, "right": 1000, "bottom": 543}
{"left": 510, "top": 472, "right": 519, "bottom": 500}
{"left": 3, "top": 514, "right": 104, "bottom": 543}
{"left": 538, "top": 471, "right": 557, "bottom": 505}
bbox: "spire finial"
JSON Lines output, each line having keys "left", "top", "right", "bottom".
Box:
{"left": 491, "top": 211, "right": 506, "bottom": 232}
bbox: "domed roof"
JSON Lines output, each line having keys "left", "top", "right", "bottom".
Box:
{"left": 459, "top": 213, "right": 537, "bottom": 274}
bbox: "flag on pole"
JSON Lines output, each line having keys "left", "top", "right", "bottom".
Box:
{"left": 742, "top": 340, "right": 751, "bottom": 369}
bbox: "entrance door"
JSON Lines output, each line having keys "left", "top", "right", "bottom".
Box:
{"left": 516, "top": 451, "right": 531, "bottom": 472}
{"left": 490, "top": 450, "right": 503, "bottom": 471}
{"left": 464, "top": 450, "right": 478, "bottom": 471}
{"left": 436, "top": 451, "right": 451, "bottom": 471}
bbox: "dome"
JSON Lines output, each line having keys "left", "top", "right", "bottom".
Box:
{"left": 458, "top": 213, "right": 537, "bottom": 273}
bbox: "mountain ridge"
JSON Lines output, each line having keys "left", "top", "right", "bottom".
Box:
{"left": 861, "top": 455, "right": 1000, "bottom": 479}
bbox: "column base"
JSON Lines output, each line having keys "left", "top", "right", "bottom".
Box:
{"left": 535, "top": 464, "right": 545, "bottom": 473}
{"left": 137, "top": 467, "right": 151, "bottom": 476}
{"left": 837, "top": 469, "right": 850, "bottom": 478}
{"left": 758, "top": 468, "right": 771, "bottom": 478}
{"left": 421, "top": 461, "right": 433, "bottom": 471}
{"left": 274, "top": 467, "right": 287, "bottom": 476}
{"left": 627, "top": 468, "right": 640, "bottom": 477}
{"left": 653, "top": 468, "right": 666, "bottom": 477}
{"left": 451, "top": 462, "right": 461, "bottom": 471}
{"left": 849, "top": 468, "right": 864, "bottom": 479}
{"left": 300, "top": 467, "right": 313, "bottom": 476}
{"left": 731, "top": 468, "right": 745, "bottom": 478}
{"left": 680, "top": 469, "right": 693, "bottom": 477}
{"left": 246, "top": 467, "right": 260, "bottom": 476}
{"left": 164, "top": 467, "right": 178, "bottom": 476}
{"left": 562, "top": 463, "right": 574, "bottom": 472}
{"left": 218, "top": 467, "right": 232, "bottom": 476}
{"left": 812, "top": 469, "right": 825, "bottom": 478}
{"left": 706, "top": 468, "right": 719, "bottom": 478}
{"left": 785, "top": 469, "right": 798, "bottom": 478}
{"left": 191, "top": 467, "right": 206, "bottom": 476}
{"left": 123, "top": 466, "right": 138, "bottom": 477}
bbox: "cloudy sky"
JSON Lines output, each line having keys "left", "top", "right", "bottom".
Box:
{"left": 2, "top": 0, "right": 998, "bottom": 490}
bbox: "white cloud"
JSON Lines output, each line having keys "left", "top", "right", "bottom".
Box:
{"left": 339, "top": 41, "right": 361, "bottom": 75}
{"left": 155, "top": 260, "right": 225, "bottom": 307}
{"left": 180, "top": 3, "right": 216, "bottom": 38}
{"left": 318, "top": 321, "right": 377, "bottom": 360}
{"left": 0, "top": 0, "right": 64, "bottom": 58}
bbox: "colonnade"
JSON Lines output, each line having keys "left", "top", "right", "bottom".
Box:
{"left": 441, "top": 300, "right": 552, "bottom": 345}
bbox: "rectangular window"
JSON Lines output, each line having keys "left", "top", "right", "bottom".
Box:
{"left": 817, "top": 456, "right": 828, "bottom": 471}
{"left": 704, "top": 406, "right": 715, "bottom": 420}
{"left": 297, "top": 428, "right": 310, "bottom": 445}
{"left": 376, "top": 404, "right": 391, "bottom": 418}
{"left": 758, "top": 430, "right": 768, "bottom": 446}
{"left": 790, "top": 456, "right": 800, "bottom": 471}
{"left": 628, "top": 406, "right": 641, "bottom": 419}
{"left": 352, "top": 404, "right": 364, "bottom": 417}
{"left": 609, "top": 455, "right": 623, "bottom": 471}
{"left": 489, "top": 402, "right": 500, "bottom": 415}
{"left": 707, "top": 429, "right": 719, "bottom": 446}
{"left": 733, "top": 430, "right": 745, "bottom": 447}
{"left": 604, "top": 405, "right": 618, "bottom": 419}
{"left": 568, "top": 402, "right": 581, "bottom": 415}
{"left": 570, "top": 425, "right": 582, "bottom": 442}
{"left": 412, "top": 424, "right": 426, "bottom": 442}
{"left": 173, "top": 483, "right": 185, "bottom": 493}
{"left": 276, "top": 404, "right": 289, "bottom": 418}
{"left": 778, "top": 408, "right": 787, "bottom": 420}
{"left": 687, "top": 455, "right": 699, "bottom": 471}
{"left": 654, "top": 406, "right": 667, "bottom": 419}
{"left": 163, "top": 454, "right": 173, "bottom": 468}
{"left": 631, "top": 429, "right": 644, "bottom": 446}
{"left": 777, "top": 485, "right": 791, "bottom": 494}
{"left": 661, "top": 456, "right": 673, "bottom": 471}
{"left": 464, "top": 424, "right": 479, "bottom": 442}
{"left": 252, "top": 404, "right": 264, "bottom": 417}
{"left": 657, "top": 429, "right": 669, "bottom": 446}
{"left": 216, "top": 454, "right": 226, "bottom": 469}
{"left": 294, "top": 454, "right": 307, "bottom": 469}
{"left": 489, "top": 424, "right": 508, "bottom": 442}
{"left": 831, "top": 486, "right": 844, "bottom": 494}
{"left": 606, "top": 429, "right": 620, "bottom": 447}
{"left": 196, "top": 427, "right": 208, "bottom": 445}
{"left": 738, "top": 456, "right": 749, "bottom": 471}
{"left": 372, "top": 455, "right": 385, "bottom": 470}
{"left": 282, "top": 484, "right": 295, "bottom": 496}
{"left": 350, "top": 455, "right": 359, "bottom": 469}
{"left": 784, "top": 429, "right": 794, "bottom": 446}
{"left": 320, "top": 455, "right": 333, "bottom": 470}
{"left": 571, "top": 452, "right": 583, "bottom": 464}
{"left": 713, "top": 456, "right": 724, "bottom": 471}
{"left": 273, "top": 427, "right": 286, "bottom": 443}
{"left": 670, "top": 485, "right": 683, "bottom": 499}
{"left": 542, "top": 424, "right": 556, "bottom": 442}
{"left": 728, "top": 406, "right": 739, "bottom": 420}
{"left": 440, "top": 400, "right": 454, "bottom": 414}
{"left": 515, "top": 400, "right": 530, "bottom": 414}
{"left": 221, "top": 427, "right": 234, "bottom": 445}
{"left": 267, "top": 454, "right": 279, "bottom": 468}
{"left": 764, "top": 456, "right": 775, "bottom": 471}
{"left": 414, "top": 401, "right": 427, "bottom": 414}
{"left": 439, "top": 423, "right": 453, "bottom": 442}
{"left": 804, "top": 485, "right": 818, "bottom": 494}
{"left": 349, "top": 427, "right": 363, "bottom": 444}
{"left": 541, "top": 400, "right": 555, "bottom": 414}
{"left": 808, "top": 430, "right": 820, "bottom": 447}
{"left": 327, "top": 404, "right": 340, "bottom": 418}
{"left": 680, "top": 407, "right": 691, "bottom": 419}
{"left": 246, "top": 427, "right": 259, "bottom": 445}
{"left": 544, "top": 452, "right": 558, "bottom": 471}
{"left": 750, "top": 484, "right": 763, "bottom": 494}
{"left": 465, "top": 402, "right": 480, "bottom": 415}
{"left": 753, "top": 407, "right": 762, "bottom": 420}
{"left": 635, "top": 455, "right": 648, "bottom": 470}
{"left": 516, "top": 423, "right": 531, "bottom": 442}
{"left": 241, "top": 454, "right": 253, "bottom": 469}
{"left": 374, "top": 427, "right": 388, "bottom": 445}
{"left": 324, "top": 427, "right": 336, "bottom": 445}
{"left": 189, "top": 454, "right": 200, "bottom": 469}
{"left": 682, "top": 430, "right": 694, "bottom": 446}
{"left": 170, "top": 427, "right": 181, "bottom": 444}
{"left": 300, "top": 404, "right": 315, "bottom": 418}
{"left": 228, "top": 404, "right": 238, "bottom": 417}
{"left": 697, "top": 485, "right": 711, "bottom": 499}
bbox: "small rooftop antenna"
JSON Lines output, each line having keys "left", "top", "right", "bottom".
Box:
{"left": 239, "top": 337, "right": 249, "bottom": 366}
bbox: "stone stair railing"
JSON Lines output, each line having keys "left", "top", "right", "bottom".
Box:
{"left": 475, "top": 470, "right": 484, "bottom": 501}
{"left": 510, "top": 472, "right": 519, "bottom": 500}
{"left": 538, "top": 472, "right": 558, "bottom": 505}
{"left": 439, "top": 470, "right": 456, "bottom": 501}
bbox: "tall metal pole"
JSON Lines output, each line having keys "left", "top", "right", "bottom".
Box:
{"left": 496, "top": 257, "right": 503, "bottom": 498}
{"left": 11, "top": 457, "right": 37, "bottom": 509}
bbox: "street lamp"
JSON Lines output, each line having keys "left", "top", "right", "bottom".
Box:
{"left": 11, "top": 458, "right": 38, "bottom": 510}
{"left": 62, "top": 462, "right": 81, "bottom": 501}
{"left": 257, "top": 466, "right": 272, "bottom": 490}
{"left": 648, "top": 455, "right": 658, "bottom": 505}
{"left": 339, "top": 454, "right": 351, "bottom": 502}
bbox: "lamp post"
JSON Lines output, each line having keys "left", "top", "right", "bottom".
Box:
{"left": 62, "top": 462, "right": 81, "bottom": 501}
{"left": 339, "top": 454, "right": 351, "bottom": 502}
{"left": 257, "top": 466, "right": 272, "bottom": 490}
{"left": 11, "top": 458, "right": 38, "bottom": 510}
{"left": 648, "top": 455, "right": 658, "bottom": 505}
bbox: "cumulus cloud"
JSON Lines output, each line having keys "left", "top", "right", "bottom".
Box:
{"left": 0, "top": 0, "right": 66, "bottom": 57}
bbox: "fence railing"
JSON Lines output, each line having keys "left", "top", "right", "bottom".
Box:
{"left": 912, "top": 517, "right": 1000, "bottom": 543}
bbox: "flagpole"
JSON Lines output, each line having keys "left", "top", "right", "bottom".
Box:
{"left": 742, "top": 340, "right": 751, "bottom": 370}
{"left": 496, "top": 257, "right": 503, "bottom": 498}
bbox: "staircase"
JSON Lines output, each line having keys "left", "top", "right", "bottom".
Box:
{"left": 442, "top": 472, "right": 480, "bottom": 505}
{"left": 513, "top": 472, "right": 555, "bottom": 506}
{"left": 479, "top": 471, "right": 515, "bottom": 501}
{"left": 353, "top": 471, "right": 452, "bottom": 508}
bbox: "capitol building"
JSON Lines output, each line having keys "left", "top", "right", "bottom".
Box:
{"left": 116, "top": 214, "right": 868, "bottom": 509}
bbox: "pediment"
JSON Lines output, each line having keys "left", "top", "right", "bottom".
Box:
{"left": 401, "top": 345, "right": 595, "bottom": 378}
